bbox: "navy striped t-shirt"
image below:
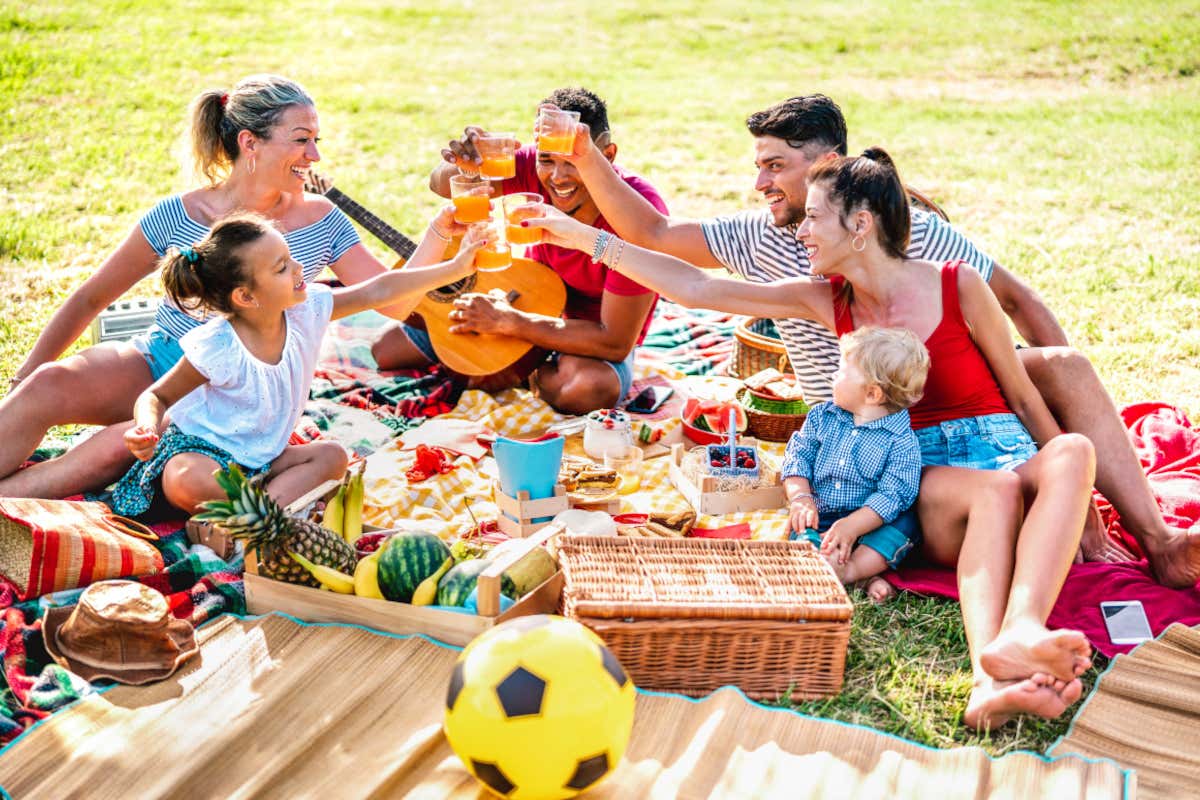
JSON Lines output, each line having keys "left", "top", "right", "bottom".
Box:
{"left": 138, "top": 195, "right": 360, "bottom": 339}
{"left": 700, "top": 207, "right": 993, "bottom": 402}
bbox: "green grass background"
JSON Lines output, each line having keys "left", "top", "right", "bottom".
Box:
{"left": 2, "top": 0, "right": 1198, "bottom": 755}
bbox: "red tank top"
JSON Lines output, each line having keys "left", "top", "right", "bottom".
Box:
{"left": 831, "top": 261, "right": 1011, "bottom": 430}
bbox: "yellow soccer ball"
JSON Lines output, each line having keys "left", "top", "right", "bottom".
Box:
{"left": 444, "top": 615, "right": 636, "bottom": 799}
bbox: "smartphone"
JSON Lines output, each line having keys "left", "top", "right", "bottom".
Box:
{"left": 625, "top": 385, "right": 674, "bottom": 414}
{"left": 1100, "top": 600, "right": 1154, "bottom": 645}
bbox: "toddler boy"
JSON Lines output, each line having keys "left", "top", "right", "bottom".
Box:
{"left": 782, "top": 326, "right": 930, "bottom": 601}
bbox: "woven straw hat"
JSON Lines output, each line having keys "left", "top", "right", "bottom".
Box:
{"left": 42, "top": 580, "right": 198, "bottom": 685}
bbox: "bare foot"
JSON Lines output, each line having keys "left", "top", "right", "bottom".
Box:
{"left": 980, "top": 625, "right": 1092, "bottom": 683}
{"left": 864, "top": 576, "right": 896, "bottom": 604}
{"left": 1080, "top": 502, "right": 1137, "bottom": 563}
{"left": 963, "top": 675, "right": 1082, "bottom": 732}
{"left": 1145, "top": 525, "right": 1200, "bottom": 589}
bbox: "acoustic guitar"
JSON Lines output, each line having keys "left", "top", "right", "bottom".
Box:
{"left": 305, "top": 174, "right": 566, "bottom": 380}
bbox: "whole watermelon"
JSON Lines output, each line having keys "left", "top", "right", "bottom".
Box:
{"left": 377, "top": 531, "right": 452, "bottom": 602}
{"left": 436, "top": 559, "right": 518, "bottom": 607}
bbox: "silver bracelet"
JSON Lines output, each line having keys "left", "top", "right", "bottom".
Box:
{"left": 429, "top": 226, "right": 452, "bottom": 243}
{"left": 788, "top": 493, "right": 815, "bottom": 502}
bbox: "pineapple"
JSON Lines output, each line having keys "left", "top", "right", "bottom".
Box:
{"left": 195, "top": 465, "right": 356, "bottom": 587}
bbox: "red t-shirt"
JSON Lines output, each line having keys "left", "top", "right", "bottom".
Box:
{"left": 501, "top": 145, "right": 667, "bottom": 344}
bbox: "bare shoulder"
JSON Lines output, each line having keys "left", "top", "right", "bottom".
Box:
{"left": 177, "top": 186, "right": 226, "bottom": 226}
{"left": 292, "top": 192, "right": 338, "bottom": 227}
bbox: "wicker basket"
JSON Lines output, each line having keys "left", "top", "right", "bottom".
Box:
{"left": 558, "top": 536, "right": 852, "bottom": 700}
{"left": 730, "top": 318, "right": 791, "bottom": 379}
{"left": 740, "top": 389, "right": 808, "bottom": 442}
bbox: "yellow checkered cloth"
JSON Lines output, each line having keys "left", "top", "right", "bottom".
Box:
{"left": 362, "top": 377, "right": 791, "bottom": 541}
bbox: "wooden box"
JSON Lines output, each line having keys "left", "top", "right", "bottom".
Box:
{"left": 242, "top": 483, "right": 566, "bottom": 646}
{"left": 185, "top": 518, "right": 237, "bottom": 560}
{"left": 494, "top": 483, "right": 569, "bottom": 538}
{"left": 667, "top": 443, "right": 786, "bottom": 516}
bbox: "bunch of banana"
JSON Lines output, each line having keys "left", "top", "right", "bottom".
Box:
{"left": 289, "top": 551, "right": 355, "bottom": 594}
{"left": 321, "top": 464, "right": 367, "bottom": 544}
{"left": 353, "top": 550, "right": 385, "bottom": 599}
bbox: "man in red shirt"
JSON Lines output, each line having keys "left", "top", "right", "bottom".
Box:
{"left": 372, "top": 88, "right": 664, "bottom": 415}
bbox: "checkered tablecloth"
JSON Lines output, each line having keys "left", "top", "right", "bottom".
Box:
{"left": 362, "top": 380, "right": 792, "bottom": 541}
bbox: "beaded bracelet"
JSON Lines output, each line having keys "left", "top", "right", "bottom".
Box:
{"left": 591, "top": 230, "right": 611, "bottom": 264}
{"left": 608, "top": 238, "right": 626, "bottom": 270}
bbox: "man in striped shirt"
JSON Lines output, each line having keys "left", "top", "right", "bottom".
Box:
{"left": 567, "top": 94, "right": 1200, "bottom": 582}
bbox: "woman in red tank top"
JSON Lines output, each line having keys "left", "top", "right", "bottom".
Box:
{"left": 528, "top": 148, "right": 1097, "bottom": 732}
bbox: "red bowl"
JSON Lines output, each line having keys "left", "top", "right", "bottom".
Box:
{"left": 681, "top": 418, "right": 724, "bottom": 446}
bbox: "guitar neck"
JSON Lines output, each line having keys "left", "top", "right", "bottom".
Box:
{"left": 324, "top": 186, "right": 418, "bottom": 260}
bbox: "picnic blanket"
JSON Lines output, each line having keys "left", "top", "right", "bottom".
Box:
{"left": 1049, "top": 622, "right": 1200, "bottom": 800}
{"left": 887, "top": 402, "right": 1200, "bottom": 657}
{"left": 0, "top": 614, "right": 1130, "bottom": 799}
{"left": 0, "top": 524, "right": 243, "bottom": 744}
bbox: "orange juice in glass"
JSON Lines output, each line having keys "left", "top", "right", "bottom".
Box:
{"left": 472, "top": 219, "right": 512, "bottom": 271}
{"left": 535, "top": 108, "right": 580, "bottom": 155}
{"left": 503, "top": 192, "right": 544, "bottom": 246}
{"left": 476, "top": 133, "right": 517, "bottom": 180}
{"left": 450, "top": 175, "right": 491, "bottom": 224}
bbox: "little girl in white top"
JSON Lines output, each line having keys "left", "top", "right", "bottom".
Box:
{"left": 111, "top": 207, "right": 486, "bottom": 516}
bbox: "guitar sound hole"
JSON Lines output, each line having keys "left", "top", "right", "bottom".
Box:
{"left": 426, "top": 275, "right": 477, "bottom": 303}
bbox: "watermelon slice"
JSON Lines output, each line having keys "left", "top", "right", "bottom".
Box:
{"left": 682, "top": 398, "right": 747, "bottom": 433}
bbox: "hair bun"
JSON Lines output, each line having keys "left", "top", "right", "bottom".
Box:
{"left": 861, "top": 146, "right": 895, "bottom": 169}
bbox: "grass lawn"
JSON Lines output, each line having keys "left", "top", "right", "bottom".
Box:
{"left": 2, "top": 0, "right": 1198, "bottom": 756}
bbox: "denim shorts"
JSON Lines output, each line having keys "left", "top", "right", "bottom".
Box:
{"left": 914, "top": 412, "right": 1038, "bottom": 472}
{"left": 402, "top": 323, "right": 636, "bottom": 401}
{"left": 130, "top": 326, "right": 184, "bottom": 381}
{"left": 793, "top": 507, "right": 922, "bottom": 569}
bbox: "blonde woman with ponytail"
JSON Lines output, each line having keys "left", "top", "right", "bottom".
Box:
{"left": 0, "top": 76, "right": 440, "bottom": 498}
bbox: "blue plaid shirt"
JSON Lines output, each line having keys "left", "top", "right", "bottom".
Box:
{"left": 780, "top": 402, "right": 922, "bottom": 523}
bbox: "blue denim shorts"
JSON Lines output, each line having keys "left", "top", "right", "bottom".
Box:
{"left": 915, "top": 412, "right": 1038, "bottom": 472}
{"left": 402, "top": 323, "right": 636, "bottom": 401}
{"left": 130, "top": 326, "right": 184, "bottom": 381}
{"left": 793, "top": 507, "right": 922, "bottom": 569}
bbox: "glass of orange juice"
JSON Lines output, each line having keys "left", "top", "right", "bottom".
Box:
{"left": 604, "top": 445, "right": 643, "bottom": 495}
{"left": 502, "top": 192, "right": 544, "bottom": 246}
{"left": 472, "top": 219, "right": 512, "bottom": 271}
{"left": 535, "top": 108, "right": 580, "bottom": 155}
{"left": 449, "top": 175, "right": 492, "bottom": 224}
{"left": 476, "top": 133, "right": 517, "bottom": 180}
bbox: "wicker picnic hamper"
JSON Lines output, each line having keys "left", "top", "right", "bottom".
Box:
{"left": 730, "top": 317, "right": 791, "bottom": 379}
{"left": 739, "top": 389, "right": 808, "bottom": 442}
{"left": 557, "top": 536, "right": 852, "bottom": 700}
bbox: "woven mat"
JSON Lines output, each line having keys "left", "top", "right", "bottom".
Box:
{"left": 1051, "top": 622, "right": 1200, "bottom": 799}
{"left": 0, "top": 614, "right": 1128, "bottom": 799}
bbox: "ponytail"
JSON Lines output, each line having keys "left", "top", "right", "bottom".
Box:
{"left": 185, "top": 75, "right": 314, "bottom": 186}
{"left": 161, "top": 213, "right": 275, "bottom": 315}
{"left": 807, "top": 146, "right": 910, "bottom": 260}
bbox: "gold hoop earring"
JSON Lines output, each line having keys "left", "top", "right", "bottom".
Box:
{"left": 247, "top": 156, "right": 256, "bottom": 176}
{"left": 851, "top": 234, "right": 866, "bottom": 252}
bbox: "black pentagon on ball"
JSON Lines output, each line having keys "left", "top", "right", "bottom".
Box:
{"left": 599, "top": 644, "right": 629, "bottom": 688}
{"left": 494, "top": 665, "right": 547, "bottom": 718}
{"left": 471, "top": 759, "right": 516, "bottom": 795}
{"left": 446, "top": 660, "right": 465, "bottom": 711}
{"left": 565, "top": 752, "right": 610, "bottom": 791}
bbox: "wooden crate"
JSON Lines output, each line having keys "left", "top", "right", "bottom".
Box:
{"left": 494, "top": 483, "right": 569, "bottom": 538}
{"left": 244, "top": 504, "right": 566, "bottom": 646}
{"left": 667, "top": 443, "right": 786, "bottom": 515}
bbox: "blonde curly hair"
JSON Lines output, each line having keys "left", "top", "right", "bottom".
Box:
{"left": 839, "top": 326, "right": 930, "bottom": 411}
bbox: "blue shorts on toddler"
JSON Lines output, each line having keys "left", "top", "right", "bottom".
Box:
{"left": 791, "top": 507, "right": 922, "bottom": 569}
